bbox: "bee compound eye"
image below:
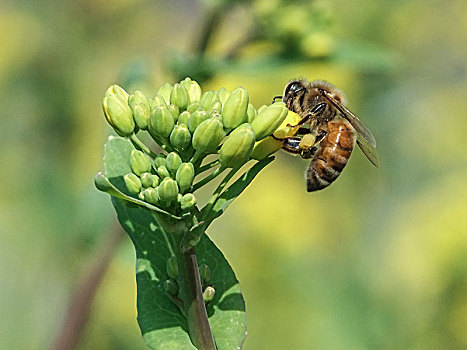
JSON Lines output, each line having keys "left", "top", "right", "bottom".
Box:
{"left": 287, "top": 81, "right": 303, "bottom": 95}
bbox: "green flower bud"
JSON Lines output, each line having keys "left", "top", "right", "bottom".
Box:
{"left": 188, "top": 109, "right": 209, "bottom": 133}
{"left": 94, "top": 172, "right": 112, "bottom": 192}
{"left": 140, "top": 172, "right": 155, "bottom": 188}
{"left": 154, "top": 153, "right": 166, "bottom": 168}
{"left": 148, "top": 95, "right": 167, "bottom": 109}
{"left": 175, "top": 162, "right": 195, "bottom": 193}
{"left": 219, "top": 124, "right": 255, "bottom": 168}
{"left": 123, "top": 173, "right": 142, "bottom": 195}
{"left": 199, "top": 90, "right": 220, "bottom": 110}
{"left": 152, "top": 175, "right": 160, "bottom": 187}
{"left": 251, "top": 110, "right": 302, "bottom": 160}
{"left": 143, "top": 187, "right": 159, "bottom": 204}
{"left": 132, "top": 104, "right": 150, "bottom": 130}
{"left": 247, "top": 103, "right": 257, "bottom": 123}
{"left": 203, "top": 286, "right": 215, "bottom": 303}
{"left": 149, "top": 105, "right": 175, "bottom": 138}
{"left": 192, "top": 118, "right": 225, "bottom": 153}
{"left": 164, "top": 279, "right": 179, "bottom": 296}
{"left": 170, "top": 83, "right": 190, "bottom": 110}
{"left": 130, "top": 150, "right": 152, "bottom": 176}
{"left": 128, "top": 90, "right": 150, "bottom": 130}
{"left": 198, "top": 264, "right": 212, "bottom": 284}
{"left": 179, "top": 77, "right": 192, "bottom": 89}
{"left": 158, "top": 178, "right": 179, "bottom": 202}
{"left": 165, "top": 152, "right": 182, "bottom": 175}
{"left": 170, "top": 124, "right": 192, "bottom": 151}
{"left": 166, "top": 256, "right": 179, "bottom": 279}
{"left": 207, "top": 101, "right": 222, "bottom": 114}
{"left": 257, "top": 104, "right": 267, "bottom": 114}
{"left": 138, "top": 191, "right": 145, "bottom": 201}
{"left": 102, "top": 85, "right": 135, "bottom": 136}
{"left": 222, "top": 87, "right": 249, "bottom": 130}
{"left": 210, "top": 112, "right": 222, "bottom": 123}
{"left": 157, "top": 165, "right": 171, "bottom": 179}
{"left": 177, "top": 111, "right": 190, "bottom": 126}
{"left": 180, "top": 77, "right": 202, "bottom": 103}
{"left": 156, "top": 82, "right": 173, "bottom": 105}
{"left": 217, "top": 87, "right": 230, "bottom": 105}
{"left": 167, "top": 104, "right": 180, "bottom": 122}
{"left": 250, "top": 102, "right": 289, "bottom": 141}
{"left": 187, "top": 101, "right": 200, "bottom": 114}
{"left": 188, "top": 81, "right": 202, "bottom": 103}
{"left": 250, "top": 138, "right": 279, "bottom": 161}
{"left": 179, "top": 193, "right": 197, "bottom": 211}
{"left": 233, "top": 123, "right": 253, "bottom": 131}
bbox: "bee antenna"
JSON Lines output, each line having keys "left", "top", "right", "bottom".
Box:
{"left": 272, "top": 95, "right": 283, "bottom": 104}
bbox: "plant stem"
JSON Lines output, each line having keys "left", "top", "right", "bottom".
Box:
{"left": 174, "top": 245, "right": 216, "bottom": 349}
{"left": 157, "top": 214, "right": 215, "bottom": 350}
{"left": 160, "top": 136, "right": 175, "bottom": 153}
{"left": 130, "top": 134, "right": 157, "bottom": 158}
{"left": 197, "top": 159, "right": 219, "bottom": 174}
{"left": 190, "top": 150, "right": 205, "bottom": 167}
{"left": 192, "top": 165, "right": 226, "bottom": 192}
{"left": 201, "top": 167, "right": 239, "bottom": 221}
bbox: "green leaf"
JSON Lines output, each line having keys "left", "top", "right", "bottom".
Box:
{"left": 103, "top": 136, "right": 246, "bottom": 350}
{"left": 94, "top": 172, "right": 180, "bottom": 219}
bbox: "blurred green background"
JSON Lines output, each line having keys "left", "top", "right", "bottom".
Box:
{"left": 1, "top": 0, "right": 467, "bottom": 349}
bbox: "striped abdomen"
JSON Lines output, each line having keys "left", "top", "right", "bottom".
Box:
{"left": 307, "top": 120, "right": 356, "bottom": 192}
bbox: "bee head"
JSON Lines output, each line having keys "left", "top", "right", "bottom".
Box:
{"left": 283, "top": 80, "right": 306, "bottom": 111}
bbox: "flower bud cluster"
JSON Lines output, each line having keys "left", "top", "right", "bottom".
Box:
{"left": 123, "top": 150, "right": 197, "bottom": 211}
{"left": 104, "top": 77, "right": 289, "bottom": 213}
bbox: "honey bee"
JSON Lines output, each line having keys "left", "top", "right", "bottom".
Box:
{"left": 272, "top": 79, "right": 379, "bottom": 191}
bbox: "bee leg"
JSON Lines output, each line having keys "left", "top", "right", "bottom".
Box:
{"left": 273, "top": 136, "right": 317, "bottom": 159}
{"left": 286, "top": 103, "right": 327, "bottom": 128}
{"left": 271, "top": 136, "right": 302, "bottom": 154}
{"left": 300, "top": 146, "right": 317, "bottom": 159}
{"left": 296, "top": 127, "right": 312, "bottom": 135}
{"left": 315, "top": 130, "right": 327, "bottom": 144}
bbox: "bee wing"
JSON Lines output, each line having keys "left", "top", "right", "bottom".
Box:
{"left": 319, "top": 89, "right": 379, "bottom": 167}
{"left": 356, "top": 134, "right": 380, "bottom": 167}
{"left": 320, "top": 89, "right": 377, "bottom": 148}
